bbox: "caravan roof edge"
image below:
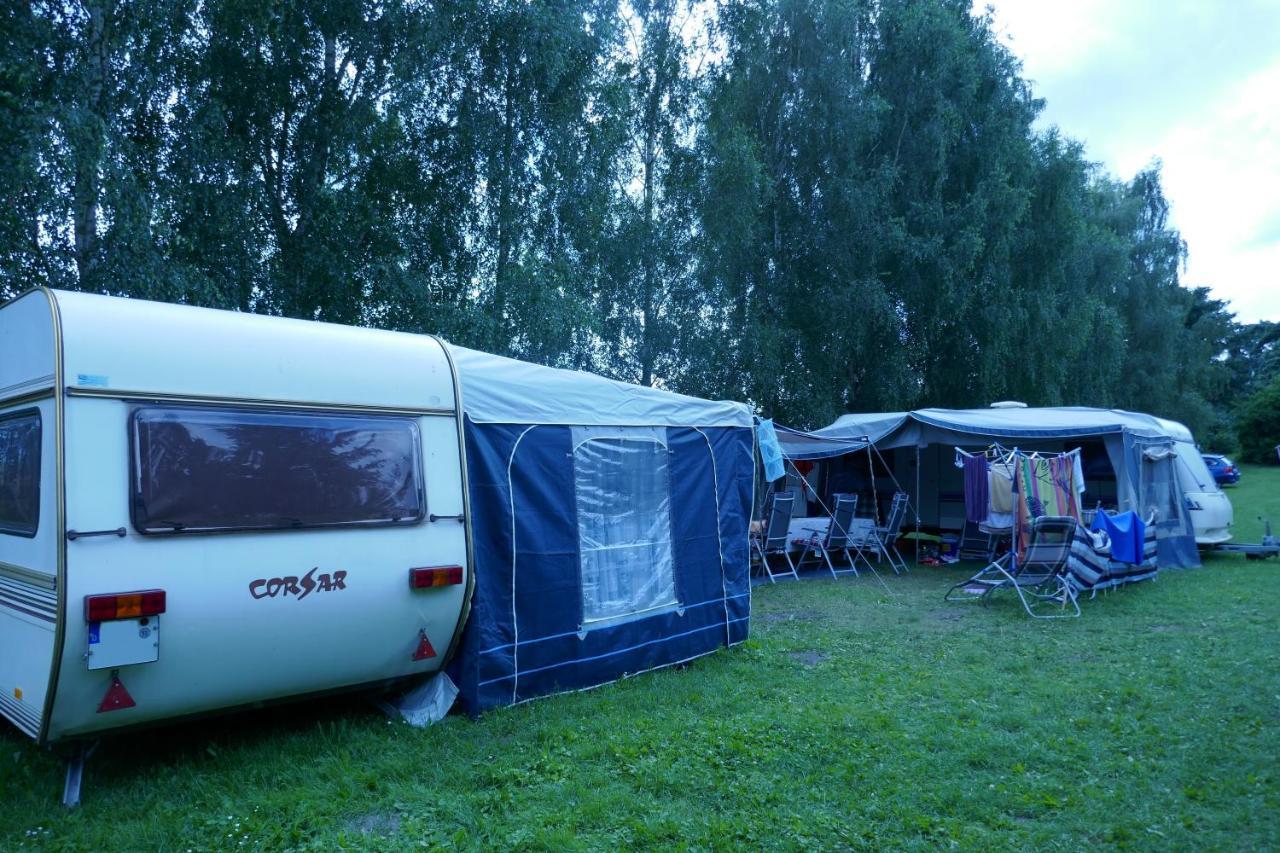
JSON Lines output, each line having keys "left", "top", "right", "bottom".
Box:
{"left": 48, "top": 290, "right": 456, "bottom": 414}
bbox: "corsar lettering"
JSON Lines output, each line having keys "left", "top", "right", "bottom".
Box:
{"left": 248, "top": 568, "right": 348, "bottom": 601}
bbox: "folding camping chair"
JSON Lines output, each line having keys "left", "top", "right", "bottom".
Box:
{"left": 751, "top": 492, "right": 798, "bottom": 583}
{"left": 958, "top": 520, "right": 994, "bottom": 561}
{"left": 794, "top": 494, "right": 873, "bottom": 579}
{"left": 867, "top": 492, "right": 910, "bottom": 574}
{"left": 944, "top": 515, "right": 1080, "bottom": 618}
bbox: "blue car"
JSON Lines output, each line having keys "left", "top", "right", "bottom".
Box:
{"left": 1202, "top": 454, "right": 1241, "bottom": 486}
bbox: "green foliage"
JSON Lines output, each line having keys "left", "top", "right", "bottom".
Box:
{"left": 593, "top": 0, "right": 705, "bottom": 386}
{"left": 0, "top": 4, "right": 66, "bottom": 297}
{"left": 1236, "top": 375, "right": 1280, "bottom": 464}
{"left": 696, "top": 0, "right": 902, "bottom": 422}
{"left": 1225, "top": 320, "right": 1280, "bottom": 398}
{"left": 0, "top": 0, "right": 1253, "bottom": 435}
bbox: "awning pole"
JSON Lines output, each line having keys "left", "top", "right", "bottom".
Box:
{"left": 915, "top": 444, "right": 921, "bottom": 565}
{"left": 866, "top": 441, "right": 880, "bottom": 527}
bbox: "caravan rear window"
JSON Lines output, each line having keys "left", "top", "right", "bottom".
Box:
{"left": 131, "top": 406, "right": 424, "bottom": 534}
{"left": 0, "top": 410, "right": 41, "bottom": 537}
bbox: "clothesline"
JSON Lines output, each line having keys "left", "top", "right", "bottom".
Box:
{"left": 953, "top": 442, "right": 1082, "bottom": 470}
{"left": 953, "top": 442, "right": 1016, "bottom": 463}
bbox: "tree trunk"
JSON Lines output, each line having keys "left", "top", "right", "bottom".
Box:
{"left": 494, "top": 63, "right": 516, "bottom": 343}
{"left": 638, "top": 5, "right": 674, "bottom": 387}
{"left": 72, "top": 0, "right": 109, "bottom": 288}
{"left": 640, "top": 123, "right": 656, "bottom": 386}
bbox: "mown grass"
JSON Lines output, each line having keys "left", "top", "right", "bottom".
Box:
{"left": 2, "top": 471, "right": 1278, "bottom": 850}
{"left": 1227, "top": 464, "right": 1280, "bottom": 543}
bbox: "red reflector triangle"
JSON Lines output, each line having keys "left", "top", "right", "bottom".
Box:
{"left": 97, "top": 674, "right": 136, "bottom": 713}
{"left": 412, "top": 629, "right": 437, "bottom": 661}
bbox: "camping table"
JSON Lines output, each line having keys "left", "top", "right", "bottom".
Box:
{"left": 787, "top": 517, "right": 828, "bottom": 551}
{"left": 786, "top": 517, "right": 877, "bottom": 552}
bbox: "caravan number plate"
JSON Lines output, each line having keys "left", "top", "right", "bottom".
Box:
{"left": 87, "top": 616, "right": 160, "bottom": 671}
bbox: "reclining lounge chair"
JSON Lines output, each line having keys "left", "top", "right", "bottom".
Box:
{"left": 944, "top": 515, "right": 1080, "bottom": 618}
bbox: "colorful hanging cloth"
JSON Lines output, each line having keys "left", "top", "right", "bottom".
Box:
{"left": 1091, "top": 510, "right": 1146, "bottom": 565}
{"left": 963, "top": 454, "right": 989, "bottom": 524}
{"left": 1013, "top": 453, "right": 1083, "bottom": 563}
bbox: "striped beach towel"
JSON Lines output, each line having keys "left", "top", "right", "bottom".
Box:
{"left": 1013, "top": 454, "right": 1082, "bottom": 564}
{"left": 1065, "top": 521, "right": 1158, "bottom": 594}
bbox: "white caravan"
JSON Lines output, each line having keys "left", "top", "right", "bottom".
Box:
{"left": 0, "top": 290, "right": 473, "bottom": 764}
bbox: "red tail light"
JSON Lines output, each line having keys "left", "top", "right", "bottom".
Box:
{"left": 409, "top": 566, "right": 464, "bottom": 589}
{"left": 85, "top": 590, "right": 166, "bottom": 622}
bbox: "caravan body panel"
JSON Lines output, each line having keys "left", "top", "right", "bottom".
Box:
{"left": 0, "top": 290, "right": 60, "bottom": 738}
{"left": 1173, "top": 442, "right": 1233, "bottom": 544}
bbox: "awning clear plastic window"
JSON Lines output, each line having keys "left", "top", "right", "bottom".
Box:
{"left": 572, "top": 427, "right": 678, "bottom": 629}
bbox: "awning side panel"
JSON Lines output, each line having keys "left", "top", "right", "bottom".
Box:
{"left": 452, "top": 420, "right": 753, "bottom": 715}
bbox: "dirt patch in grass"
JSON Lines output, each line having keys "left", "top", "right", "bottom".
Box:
{"left": 346, "top": 811, "right": 400, "bottom": 838}
{"left": 922, "top": 606, "right": 975, "bottom": 625}
{"left": 1149, "top": 624, "right": 1188, "bottom": 633}
{"left": 787, "top": 650, "right": 831, "bottom": 667}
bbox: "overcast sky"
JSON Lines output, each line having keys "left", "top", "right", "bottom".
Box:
{"left": 981, "top": 0, "right": 1280, "bottom": 324}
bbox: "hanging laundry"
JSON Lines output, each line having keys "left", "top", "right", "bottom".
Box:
{"left": 756, "top": 419, "right": 786, "bottom": 483}
{"left": 1012, "top": 453, "right": 1083, "bottom": 564}
{"left": 1015, "top": 455, "right": 1081, "bottom": 522}
{"left": 983, "top": 510, "right": 1015, "bottom": 531}
{"left": 1091, "top": 510, "right": 1146, "bottom": 565}
{"left": 989, "top": 460, "right": 1015, "bottom": 514}
{"left": 963, "top": 454, "right": 989, "bottom": 524}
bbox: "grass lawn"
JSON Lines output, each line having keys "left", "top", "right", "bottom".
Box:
{"left": 1224, "top": 464, "right": 1280, "bottom": 543}
{"left": 2, "top": 472, "right": 1278, "bottom": 849}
